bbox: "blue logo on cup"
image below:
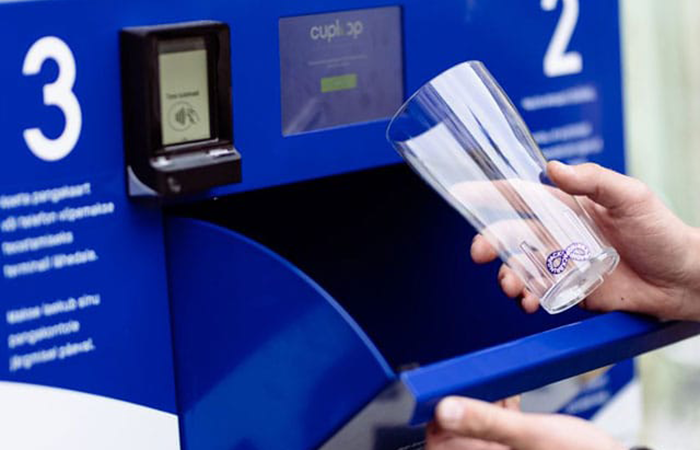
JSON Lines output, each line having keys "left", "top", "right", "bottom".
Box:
{"left": 546, "top": 243, "right": 591, "bottom": 275}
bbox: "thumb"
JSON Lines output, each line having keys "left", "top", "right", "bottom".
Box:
{"left": 546, "top": 161, "right": 647, "bottom": 211}
{"left": 435, "top": 396, "right": 531, "bottom": 447}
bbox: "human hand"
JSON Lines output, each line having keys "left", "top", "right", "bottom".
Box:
{"left": 471, "top": 161, "right": 700, "bottom": 321}
{"left": 426, "top": 396, "right": 625, "bottom": 450}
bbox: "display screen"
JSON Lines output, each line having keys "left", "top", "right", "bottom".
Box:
{"left": 158, "top": 38, "right": 212, "bottom": 146}
{"left": 279, "top": 7, "right": 404, "bottom": 135}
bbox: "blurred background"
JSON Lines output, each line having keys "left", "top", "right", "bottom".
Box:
{"left": 621, "top": 0, "right": 700, "bottom": 447}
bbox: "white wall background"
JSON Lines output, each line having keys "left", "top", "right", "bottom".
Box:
{"left": 621, "top": 1, "right": 700, "bottom": 447}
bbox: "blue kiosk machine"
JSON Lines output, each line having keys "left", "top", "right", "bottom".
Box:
{"left": 0, "top": 0, "right": 698, "bottom": 448}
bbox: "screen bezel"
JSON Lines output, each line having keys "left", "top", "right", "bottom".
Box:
{"left": 156, "top": 36, "right": 218, "bottom": 148}
{"left": 143, "top": 24, "right": 232, "bottom": 157}
{"left": 154, "top": 34, "right": 220, "bottom": 154}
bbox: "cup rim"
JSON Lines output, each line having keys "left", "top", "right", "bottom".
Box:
{"left": 386, "top": 60, "right": 486, "bottom": 144}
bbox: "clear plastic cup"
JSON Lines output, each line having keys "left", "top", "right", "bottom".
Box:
{"left": 386, "top": 61, "right": 619, "bottom": 314}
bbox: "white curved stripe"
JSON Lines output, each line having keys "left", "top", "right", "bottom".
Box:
{"left": 0, "top": 381, "right": 180, "bottom": 449}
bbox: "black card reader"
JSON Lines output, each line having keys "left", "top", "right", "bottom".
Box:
{"left": 121, "top": 21, "right": 241, "bottom": 197}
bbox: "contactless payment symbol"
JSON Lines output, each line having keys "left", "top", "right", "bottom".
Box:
{"left": 546, "top": 243, "right": 591, "bottom": 275}
{"left": 168, "top": 101, "right": 200, "bottom": 131}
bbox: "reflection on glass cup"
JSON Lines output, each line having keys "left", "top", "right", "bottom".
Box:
{"left": 386, "top": 61, "right": 619, "bottom": 314}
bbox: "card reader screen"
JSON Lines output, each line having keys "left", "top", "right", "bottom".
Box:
{"left": 279, "top": 7, "right": 404, "bottom": 135}
{"left": 158, "top": 38, "right": 212, "bottom": 146}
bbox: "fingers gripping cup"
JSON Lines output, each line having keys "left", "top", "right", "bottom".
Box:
{"left": 386, "top": 61, "right": 619, "bottom": 314}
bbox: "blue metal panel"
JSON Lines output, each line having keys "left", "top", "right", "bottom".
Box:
{"left": 0, "top": 0, "right": 178, "bottom": 414}
{"left": 403, "top": 314, "right": 700, "bottom": 424}
{"left": 191, "top": 0, "right": 623, "bottom": 198}
{"left": 165, "top": 217, "right": 394, "bottom": 450}
{"left": 33, "top": 0, "right": 616, "bottom": 204}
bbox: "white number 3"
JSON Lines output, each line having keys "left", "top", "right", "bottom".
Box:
{"left": 542, "top": 0, "right": 582, "bottom": 77}
{"left": 22, "top": 36, "right": 82, "bottom": 162}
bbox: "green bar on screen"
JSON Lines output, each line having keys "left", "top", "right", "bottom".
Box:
{"left": 321, "top": 74, "right": 358, "bottom": 93}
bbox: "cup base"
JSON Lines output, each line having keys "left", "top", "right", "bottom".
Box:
{"left": 540, "top": 248, "right": 620, "bottom": 314}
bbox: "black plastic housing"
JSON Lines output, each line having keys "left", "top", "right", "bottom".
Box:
{"left": 120, "top": 21, "right": 241, "bottom": 197}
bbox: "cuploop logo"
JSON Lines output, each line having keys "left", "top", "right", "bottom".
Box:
{"left": 546, "top": 243, "right": 591, "bottom": 275}
{"left": 309, "top": 19, "right": 364, "bottom": 43}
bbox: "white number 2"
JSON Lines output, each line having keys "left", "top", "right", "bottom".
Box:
{"left": 22, "top": 36, "right": 82, "bottom": 161}
{"left": 541, "top": 0, "right": 582, "bottom": 77}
